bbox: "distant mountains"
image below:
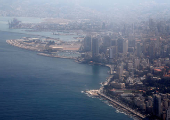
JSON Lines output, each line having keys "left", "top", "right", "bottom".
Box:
{"left": 0, "top": 0, "right": 170, "bottom": 22}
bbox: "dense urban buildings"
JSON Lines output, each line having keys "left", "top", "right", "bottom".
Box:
{"left": 7, "top": 16, "right": 170, "bottom": 120}
{"left": 4, "top": 1, "right": 170, "bottom": 119}
{"left": 76, "top": 17, "right": 170, "bottom": 120}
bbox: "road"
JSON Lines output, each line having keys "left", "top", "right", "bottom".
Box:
{"left": 98, "top": 91, "right": 146, "bottom": 119}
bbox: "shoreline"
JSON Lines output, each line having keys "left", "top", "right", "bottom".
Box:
{"left": 37, "top": 53, "right": 76, "bottom": 60}
{"left": 6, "top": 38, "right": 145, "bottom": 120}
{"left": 6, "top": 39, "right": 78, "bottom": 60}
{"left": 86, "top": 64, "right": 146, "bottom": 120}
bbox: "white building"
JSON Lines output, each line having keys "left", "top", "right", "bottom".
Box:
{"left": 109, "top": 46, "right": 117, "bottom": 59}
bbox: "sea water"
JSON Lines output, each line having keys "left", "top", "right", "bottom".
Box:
{"left": 0, "top": 17, "right": 132, "bottom": 120}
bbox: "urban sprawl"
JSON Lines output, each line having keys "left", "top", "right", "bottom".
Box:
{"left": 7, "top": 18, "right": 170, "bottom": 120}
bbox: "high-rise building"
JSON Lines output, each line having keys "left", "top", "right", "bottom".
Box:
{"left": 117, "top": 38, "right": 124, "bottom": 53}
{"left": 134, "top": 58, "right": 140, "bottom": 69}
{"left": 101, "top": 36, "right": 111, "bottom": 54}
{"left": 103, "top": 36, "right": 111, "bottom": 47}
{"left": 149, "top": 39, "right": 156, "bottom": 59}
{"left": 111, "top": 40, "right": 117, "bottom": 46}
{"left": 167, "top": 107, "right": 170, "bottom": 120}
{"left": 132, "top": 23, "right": 135, "bottom": 35}
{"left": 137, "top": 42, "right": 142, "bottom": 57}
{"left": 123, "top": 39, "right": 128, "bottom": 55}
{"left": 84, "top": 36, "right": 91, "bottom": 52}
{"left": 153, "top": 94, "right": 162, "bottom": 117}
{"left": 117, "top": 62, "right": 124, "bottom": 78}
{"left": 117, "top": 38, "right": 128, "bottom": 55}
{"left": 109, "top": 46, "right": 117, "bottom": 59}
{"left": 92, "top": 37, "right": 99, "bottom": 59}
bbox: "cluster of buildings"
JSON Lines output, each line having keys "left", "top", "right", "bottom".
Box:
{"left": 123, "top": 93, "right": 170, "bottom": 120}
{"left": 8, "top": 18, "right": 105, "bottom": 32}
{"left": 79, "top": 18, "right": 170, "bottom": 119}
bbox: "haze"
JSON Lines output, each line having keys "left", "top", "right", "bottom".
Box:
{"left": 1, "top": 0, "right": 170, "bottom": 22}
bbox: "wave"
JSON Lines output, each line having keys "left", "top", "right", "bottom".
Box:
{"left": 81, "top": 90, "right": 97, "bottom": 99}
{"left": 103, "top": 101, "right": 113, "bottom": 107}
{"left": 81, "top": 91, "right": 84, "bottom": 93}
{"left": 115, "top": 109, "right": 126, "bottom": 115}
{"left": 82, "top": 90, "right": 139, "bottom": 120}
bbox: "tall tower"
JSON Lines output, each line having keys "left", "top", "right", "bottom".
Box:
{"left": 153, "top": 94, "right": 162, "bottom": 117}
{"left": 123, "top": 39, "right": 128, "bottom": 55}
{"left": 102, "top": 36, "right": 111, "bottom": 54}
{"left": 117, "top": 62, "right": 124, "bottom": 79}
{"left": 92, "top": 37, "right": 99, "bottom": 59}
{"left": 109, "top": 46, "right": 118, "bottom": 59}
{"left": 166, "top": 107, "right": 170, "bottom": 120}
{"left": 84, "top": 36, "right": 91, "bottom": 52}
{"left": 117, "top": 38, "right": 124, "bottom": 53}
{"left": 149, "top": 39, "right": 156, "bottom": 59}
{"left": 137, "top": 42, "right": 141, "bottom": 57}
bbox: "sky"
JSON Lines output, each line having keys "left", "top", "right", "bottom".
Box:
{"left": 1, "top": 0, "right": 170, "bottom": 21}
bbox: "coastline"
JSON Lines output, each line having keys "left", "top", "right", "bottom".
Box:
{"left": 86, "top": 65, "right": 146, "bottom": 120}
{"left": 37, "top": 53, "right": 76, "bottom": 60}
{"left": 6, "top": 38, "right": 145, "bottom": 120}
{"left": 6, "top": 39, "right": 78, "bottom": 60}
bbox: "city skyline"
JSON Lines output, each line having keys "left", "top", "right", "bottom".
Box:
{"left": 2, "top": 0, "right": 170, "bottom": 120}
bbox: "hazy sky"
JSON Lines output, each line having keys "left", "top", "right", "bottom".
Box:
{"left": 1, "top": 0, "right": 170, "bottom": 21}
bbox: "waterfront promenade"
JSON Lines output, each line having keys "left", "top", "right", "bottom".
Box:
{"left": 85, "top": 88, "right": 146, "bottom": 119}
{"left": 98, "top": 91, "right": 146, "bottom": 119}
{"left": 98, "top": 64, "right": 146, "bottom": 119}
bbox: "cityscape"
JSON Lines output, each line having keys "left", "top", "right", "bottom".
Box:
{"left": 2, "top": 0, "right": 170, "bottom": 120}
{"left": 79, "top": 18, "right": 170, "bottom": 120}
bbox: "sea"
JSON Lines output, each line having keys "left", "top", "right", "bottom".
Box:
{"left": 0, "top": 17, "right": 133, "bottom": 120}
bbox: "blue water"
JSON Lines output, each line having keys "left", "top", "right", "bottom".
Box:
{"left": 0, "top": 32, "right": 133, "bottom": 119}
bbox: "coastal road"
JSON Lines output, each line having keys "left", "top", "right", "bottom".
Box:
{"left": 98, "top": 92, "right": 146, "bottom": 119}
